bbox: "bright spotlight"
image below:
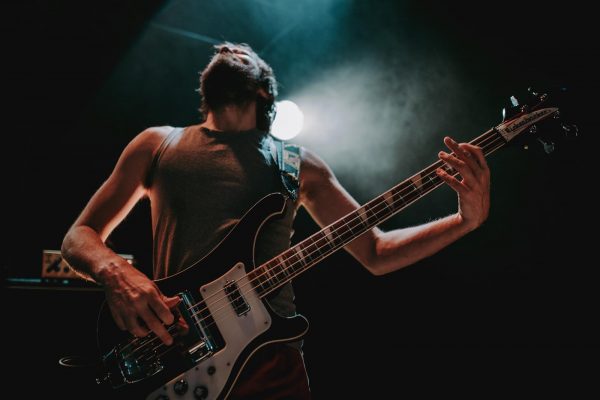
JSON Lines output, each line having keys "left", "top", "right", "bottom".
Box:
{"left": 271, "top": 100, "right": 304, "bottom": 140}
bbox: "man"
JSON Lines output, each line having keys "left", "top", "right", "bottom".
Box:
{"left": 61, "top": 42, "right": 490, "bottom": 399}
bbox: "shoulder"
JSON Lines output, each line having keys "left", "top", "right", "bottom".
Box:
{"left": 300, "top": 146, "right": 336, "bottom": 198}
{"left": 112, "top": 126, "right": 177, "bottom": 175}
{"left": 115, "top": 126, "right": 178, "bottom": 166}
{"left": 301, "top": 146, "right": 334, "bottom": 179}
{"left": 126, "top": 126, "right": 174, "bottom": 155}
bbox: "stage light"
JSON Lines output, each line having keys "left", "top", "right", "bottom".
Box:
{"left": 271, "top": 100, "right": 304, "bottom": 140}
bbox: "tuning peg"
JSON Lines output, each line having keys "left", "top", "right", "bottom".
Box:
{"left": 561, "top": 123, "right": 579, "bottom": 138}
{"left": 537, "top": 137, "right": 555, "bottom": 154}
{"left": 527, "top": 87, "right": 547, "bottom": 103}
{"left": 502, "top": 95, "right": 521, "bottom": 121}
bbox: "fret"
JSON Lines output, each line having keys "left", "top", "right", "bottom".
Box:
{"left": 399, "top": 181, "right": 420, "bottom": 203}
{"left": 424, "top": 173, "right": 440, "bottom": 190}
{"left": 348, "top": 212, "right": 367, "bottom": 233}
{"left": 293, "top": 247, "right": 307, "bottom": 269}
{"left": 390, "top": 186, "right": 406, "bottom": 208}
{"left": 299, "top": 240, "right": 318, "bottom": 265}
{"left": 382, "top": 191, "right": 395, "bottom": 212}
{"left": 310, "top": 233, "right": 328, "bottom": 256}
{"left": 322, "top": 226, "right": 339, "bottom": 248}
{"left": 411, "top": 174, "right": 424, "bottom": 194}
{"left": 277, "top": 256, "right": 291, "bottom": 279}
{"left": 331, "top": 219, "right": 353, "bottom": 242}
{"left": 365, "top": 199, "right": 388, "bottom": 225}
{"left": 263, "top": 261, "right": 277, "bottom": 284}
{"left": 363, "top": 203, "right": 378, "bottom": 225}
{"left": 251, "top": 267, "right": 270, "bottom": 293}
{"left": 270, "top": 260, "right": 283, "bottom": 282}
{"left": 341, "top": 215, "right": 359, "bottom": 236}
{"left": 357, "top": 208, "right": 370, "bottom": 228}
{"left": 286, "top": 249, "right": 302, "bottom": 274}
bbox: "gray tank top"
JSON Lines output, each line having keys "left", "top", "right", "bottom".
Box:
{"left": 148, "top": 126, "right": 299, "bottom": 318}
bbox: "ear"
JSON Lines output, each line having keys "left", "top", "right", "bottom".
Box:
{"left": 257, "top": 87, "right": 273, "bottom": 100}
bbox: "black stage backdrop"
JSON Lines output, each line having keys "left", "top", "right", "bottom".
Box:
{"left": 2, "top": 1, "right": 598, "bottom": 398}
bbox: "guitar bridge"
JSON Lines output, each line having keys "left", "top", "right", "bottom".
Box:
{"left": 98, "top": 291, "right": 225, "bottom": 388}
{"left": 178, "top": 291, "right": 225, "bottom": 363}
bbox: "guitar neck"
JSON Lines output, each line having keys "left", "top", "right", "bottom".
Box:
{"left": 249, "top": 127, "right": 506, "bottom": 298}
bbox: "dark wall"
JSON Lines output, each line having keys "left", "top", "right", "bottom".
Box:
{"left": 3, "top": 1, "right": 597, "bottom": 398}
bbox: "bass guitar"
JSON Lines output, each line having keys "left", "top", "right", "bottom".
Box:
{"left": 96, "top": 88, "right": 576, "bottom": 399}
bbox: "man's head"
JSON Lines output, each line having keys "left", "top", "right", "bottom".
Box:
{"left": 199, "top": 42, "right": 278, "bottom": 131}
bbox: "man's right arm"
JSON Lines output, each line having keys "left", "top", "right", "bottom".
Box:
{"left": 61, "top": 126, "right": 178, "bottom": 345}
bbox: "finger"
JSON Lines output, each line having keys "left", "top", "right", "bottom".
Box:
{"left": 439, "top": 151, "right": 476, "bottom": 184}
{"left": 164, "top": 295, "right": 182, "bottom": 309}
{"left": 139, "top": 308, "right": 173, "bottom": 345}
{"left": 124, "top": 316, "right": 150, "bottom": 338}
{"left": 444, "top": 136, "right": 481, "bottom": 172}
{"left": 436, "top": 168, "right": 465, "bottom": 195}
{"left": 148, "top": 293, "right": 176, "bottom": 325}
{"left": 457, "top": 143, "right": 481, "bottom": 172}
{"left": 461, "top": 143, "right": 489, "bottom": 172}
{"left": 109, "top": 306, "right": 127, "bottom": 331}
{"left": 443, "top": 136, "right": 463, "bottom": 155}
{"left": 176, "top": 317, "right": 190, "bottom": 336}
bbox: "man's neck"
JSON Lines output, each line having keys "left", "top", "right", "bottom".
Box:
{"left": 203, "top": 102, "right": 258, "bottom": 132}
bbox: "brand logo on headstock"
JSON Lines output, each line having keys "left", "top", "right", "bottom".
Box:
{"left": 496, "top": 108, "right": 558, "bottom": 142}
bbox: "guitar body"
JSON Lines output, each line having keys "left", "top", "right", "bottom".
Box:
{"left": 96, "top": 193, "right": 309, "bottom": 400}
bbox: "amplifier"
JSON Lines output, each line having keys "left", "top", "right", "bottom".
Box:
{"left": 3, "top": 250, "right": 137, "bottom": 291}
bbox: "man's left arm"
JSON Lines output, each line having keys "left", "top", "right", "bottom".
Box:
{"left": 299, "top": 136, "right": 490, "bottom": 276}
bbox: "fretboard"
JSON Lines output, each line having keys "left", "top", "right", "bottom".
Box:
{"left": 248, "top": 127, "right": 507, "bottom": 298}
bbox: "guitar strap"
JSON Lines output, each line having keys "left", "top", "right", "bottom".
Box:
{"left": 268, "top": 136, "right": 301, "bottom": 201}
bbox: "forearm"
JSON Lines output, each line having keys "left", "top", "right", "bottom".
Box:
{"left": 371, "top": 213, "right": 474, "bottom": 275}
{"left": 61, "top": 225, "right": 127, "bottom": 284}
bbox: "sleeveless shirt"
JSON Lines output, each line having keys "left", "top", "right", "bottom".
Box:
{"left": 148, "top": 126, "right": 299, "bottom": 318}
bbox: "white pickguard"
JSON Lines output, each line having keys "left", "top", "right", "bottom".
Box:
{"left": 147, "top": 263, "right": 271, "bottom": 400}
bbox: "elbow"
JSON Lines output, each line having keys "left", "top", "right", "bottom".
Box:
{"left": 61, "top": 224, "right": 83, "bottom": 262}
{"left": 363, "top": 231, "right": 411, "bottom": 276}
{"left": 366, "top": 264, "right": 386, "bottom": 276}
{"left": 61, "top": 229, "right": 73, "bottom": 261}
{"left": 363, "top": 257, "right": 392, "bottom": 277}
{"left": 362, "top": 233, "right": 389, "bottom": 276}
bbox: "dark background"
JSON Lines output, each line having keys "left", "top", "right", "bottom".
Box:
{"left": 2, "top": 0, "right": 598, "bottom": 398}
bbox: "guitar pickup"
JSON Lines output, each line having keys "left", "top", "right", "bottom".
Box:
{"left": 224, "top": 280, "right": 250, "bottom": 316}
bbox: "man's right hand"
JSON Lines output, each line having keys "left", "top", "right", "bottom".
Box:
{"left": 98, "top": 259, "right": 180, "bottom": 345}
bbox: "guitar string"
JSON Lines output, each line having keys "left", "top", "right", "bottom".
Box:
{"left": 185, "top": 131, "right": 503, "bottom": 318}
{"left": 121, "top": 132, "right": 504, "bottom": 358}
{"left": 171, "top": 101, "right": 558, "bottom": 323}
{"left": 121, "top": 133, "right": 505, "bottom": 359}
{"left": 138, "top": 135, "right": 509, "bottom": 361}
{"left": 120, "top": 132, "right": 504, "bottom": 357}
{"left": 180, "top": 131, "right": 503, "bottom": 320}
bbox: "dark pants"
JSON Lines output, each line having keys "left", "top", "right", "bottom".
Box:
{"left": 230, "top": 344, "right": 311, "bottom": 400}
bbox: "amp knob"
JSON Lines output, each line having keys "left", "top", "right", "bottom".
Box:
{"left": 174, "top": 379, "right": 188, "bottom": 395}
{"left": 194, "top": 385, "right": 209, "bottom": 399}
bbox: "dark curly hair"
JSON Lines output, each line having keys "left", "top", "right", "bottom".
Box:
{"left": 199, "top": 43, "right": 278, "bottom": 132}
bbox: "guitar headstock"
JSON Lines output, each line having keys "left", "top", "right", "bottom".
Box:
{"left": 496, "top": 87, "right": 578, "bottom": 154}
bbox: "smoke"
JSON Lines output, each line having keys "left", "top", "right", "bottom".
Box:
{"left": 290, "top": 54, "right": 467, "bottom": 201}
